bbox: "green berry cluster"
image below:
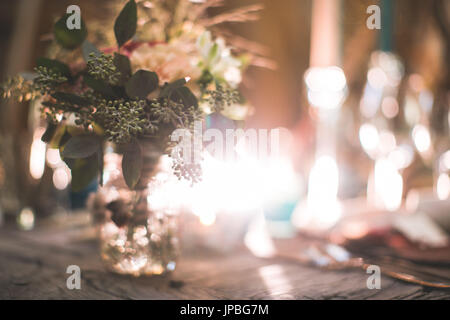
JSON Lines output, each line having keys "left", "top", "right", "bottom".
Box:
{"left": 94, "top": 99, "right": 150, "bottom": 144}
{"left": 34, "top": 66, "right": 67, "bottom": 95}
{"left": 86, "top": 53, "right": 120, "bottom": 85}
{"left": 149, "top": 99, "right": 203, "bottom": 129}
{"left": 207, "top": 84, "right": 240, "bottom": 112}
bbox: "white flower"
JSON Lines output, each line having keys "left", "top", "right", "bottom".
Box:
{"left": 196, "top": 31, "right": 242, "bottom": 87}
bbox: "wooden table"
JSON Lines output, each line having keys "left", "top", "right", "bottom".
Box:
{"left": 1, "top": 223, "right": 449, "bottom": 300}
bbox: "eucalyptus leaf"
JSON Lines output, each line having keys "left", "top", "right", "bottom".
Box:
{"left": 170, "top": 86, "right": 198, "bottom": 108}
{"left": 113, "top": 53, "right": 132, "bottom": 85}
{"left": 125, "top": 70, "right": 159, "bottom": 99}
{"left": 111, "top": 85, "right": 128, "bottom": 99}
{"left": 61, "top": 134, "right": 100, "bottom": 159}
{"left": 66, "top": 125, "right": 86, "bottom": 137}
{"left": 83, "top": 74, "right": 117, "bottom": 98}
{"left": 69, "top": 155, "right": 99, "bottom": 192}
{"left": 52, "top": 92, "right": 90, "bottom": 106}
{"left": 49, "top": 125, "right": 69, "bottom": 149}
{"left": 54, "top": 13, "right": 87, "bottom": 49}
{"left": 122, "top": 139, "right": 143, "bottom": 189}
{"left": 58, "top": 129, "right": 72, "bottom": 148}
{"left": 114, "top": 0, "right": 137, "bottom": 48}
{"left": 159, "top": 78, "right": 187, "bottom": 98}
{"left": 41, "top": 122, "right": 57, "bottom": 143}
{"left": 61, "top": 157, "right": 76, "bottom": 170}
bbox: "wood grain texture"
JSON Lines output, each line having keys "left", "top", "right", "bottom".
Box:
{"left": 0, "top": 226, "right": 449, "bottom": 300}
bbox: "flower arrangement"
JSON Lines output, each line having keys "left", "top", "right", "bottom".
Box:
{"left": 1, "top": 0, "right": 258, "bottom": 191}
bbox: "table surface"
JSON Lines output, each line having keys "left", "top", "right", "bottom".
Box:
{"left": 1, "top": 223, "right": 450, "bottom": 300}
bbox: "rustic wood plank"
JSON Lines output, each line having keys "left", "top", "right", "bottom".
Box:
{"left": 0, "top": 226, "right": 449, "bottom": 300}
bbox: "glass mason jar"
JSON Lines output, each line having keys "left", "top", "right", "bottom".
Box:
{"left": 88, "top": 141, "right": 181, "bottom": 276}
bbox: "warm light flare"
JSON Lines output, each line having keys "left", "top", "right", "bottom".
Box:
{"left": 188, "top": 142, "right": 299, "bottom": 227}
{"left": 305, "top": 67, "right": 347, "bottom": 109}
{"left": 53, "top": 167, "right": 71, "bottom": 190}
{"left": 381, "top": 96, "right": 399, "bottom": 118}
{"left": 374, "top": 158, "right": 403, "bottom": 211}
{"left": 378, "top": 130, "right": 396, "bottom": 155}
{"left": 29, "top": 128, "right": 46, "bottom": 180}
{"left": 17, "top": 207, "right": 35, "bottom": 231}
{"left": 412, "top": 124, "right": 431, "bottom": 153}
{"left": 388, "top": 145, "right": 414, "bottom": 170}
{"left": 359, "top": 123, "right": 379, "bottom": 154}
{"left": 292, "top": 156, "right": 341, "bottom": 231}
{"left": 367, "top": 67, "right": 388, "bottom": 90}
{"left": 46, "top": 148, "right": 62, "bottom": 168}
{"left": 436, "top": 173, "right": 450, "bottom": 200}
{"left": 439, "top": 150, "right": 450, "bottom": 172}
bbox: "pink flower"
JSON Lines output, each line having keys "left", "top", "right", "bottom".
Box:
{"left": 129, "top": 42, "right": 201, "bottom": 84}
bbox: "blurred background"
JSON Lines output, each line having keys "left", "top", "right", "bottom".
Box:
{"left": 0, "top": 0, "right": 448, "bottom": 237}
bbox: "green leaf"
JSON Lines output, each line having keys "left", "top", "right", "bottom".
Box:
{"left": 81, "top": 40, "right": 101, "bottom": 62}
{"left": 170, "top": 86, "right": 198, "bottom": 108}
{"left": 114, "top": 0, "right": 137, "bottom": 48}
{"left": 61, "top": 134, "right": 100, "bottom": 159}
{"left": 49, "top": 125, "right": 70, "bottom": 149}
{"left": 125, "top": 70, "right": 159, "bottom": 99}
{"left": 159, "top": 78, "right": 198, "bottom": 108}
{"left": 111, "top": 85, "right": 128, "bottom": 99}
{"left": 208, "top": 43, "right": 219, "bottom": 63}
{"left": 83, "top": 74, "right": 117, "bottom": 98}
{"left": 36, "top": 57, "right": 71, "bottom": 78}
{"left": 122, "top": 139, "right": 143, "bottom": 189}
{"left": 54, "top": 13, "right": 87, "bottom": 50}
{"left": 61, "top": 157, "right": 76, "bottom": 170}
{"left": 58, "top": 128, "right": 72, "bottom": 147}
{"left": 41, "top": 122, "right": 57, "bottom": 143}
{"left": 113, "top": 53, "right": 132, "bottom": 85}
{"left": 159, "top": 78, "right": 187, "bottom": 98}
{"left": 51, "top": 92, "right": 90, "bottom": 106}
{"left": 69, "top": 155, "right": 99, "bottom": 192}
